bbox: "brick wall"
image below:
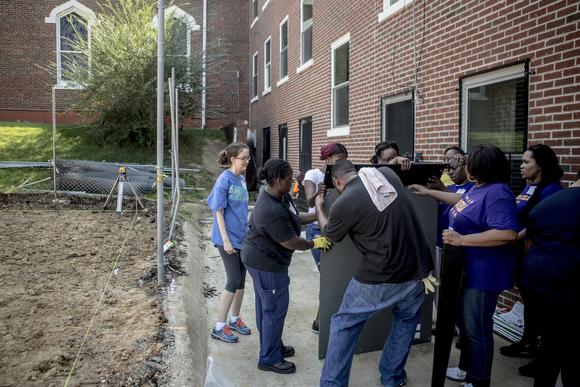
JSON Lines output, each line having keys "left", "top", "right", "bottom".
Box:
{"left": 248, "top": 0, "right": 580, "bottom": 185}
{"left": 0, "top": 0, "right": 249, "bottom": 128}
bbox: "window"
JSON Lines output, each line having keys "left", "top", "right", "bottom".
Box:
{"left": 330, "top": 34, "right": 349, "bottom": 134}
{"left": 263, "top": 127, "right": 271, "bottom": 163}
{"left": 252, "top": 51, "right": 258, "bottom": 101}
{"left": 160, "top": 6, "right": 200, "bottom": 60}
{"left": 46, "top": 1, "right": 94, "bottom": 88}
{"left": 252, "top": 0, "right": 258, "bottom": 27}
{"left": 278, "top": 17, "right": 289, "bottom": 84}
{"left": 300, "top": 0, "right": 313, "bottom": 67}
{"left": 262, "top": 0, "right": 271, "bottom": 11}
{"left": 263, "top": 37, "right": 271, "bottom": 94}
{"left": 379, "top": 0, "right": 409, "bottom": 23}
{"left": 279, "top": 124, "right": 288, "bottom": 160}
{"left": 459, "top": 60, "right": 529, "bottom": 194}
{"left": 380, "top": 91, "right": 415, "bottom": 159}
{"left": 299, "top": 117, "right": 312, "bottom": 172}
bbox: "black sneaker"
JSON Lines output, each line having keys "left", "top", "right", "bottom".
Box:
{"left": 518, "top": 360, "right": 537, "bottom": 377}
{"left": 258, "top": 360, "right": 296, "bottom": 374}
{"left": 312, "top": 321, "right": 319, "bottom": 334}
{"left": 500, "top": 341, "right": 537, "bottom": 358}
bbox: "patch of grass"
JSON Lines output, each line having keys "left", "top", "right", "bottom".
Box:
{"left": 0, "top": 122, "right": 225, "bottom": 199}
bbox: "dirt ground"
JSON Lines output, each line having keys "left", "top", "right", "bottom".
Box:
{"left": 0, "top": 140, "right": 227, "bottom": 387}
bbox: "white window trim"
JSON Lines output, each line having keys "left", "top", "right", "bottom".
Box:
{"left": 154, "top": 6, "right": 200, "bottom": 31}
{"left": 46, "top": 1, "right": 94, "bottom": 89}
{"left": 251, "top": 96, "right": 259, "bottom": 103}
{"left": 252, "top": 51, "right": 259, "bottom": 100}
{"left": 378, "top": 0, "right": 410, "bottom": 23}
{"left": 279, "top": 15, "right": 289, "bottom": 83}
{"left": 296, "top": 59, "right": 313, "bottom": 74}
{"left": 460, "top": 62, "right": 527, "bottom": 151}
{"left": 263, "top": 36, "right": 272, "bottom": 94}
{"left": 251, "top": 16, "right": 259, "bottom": 29}
{"left": 300, "top": 0, "right": 313, "bottom": 67}
{"left": 329, "top": 33, "right": 350, "bottom": 135}
{"left": 262, "top": 0, "right": 271, "bottom": 11}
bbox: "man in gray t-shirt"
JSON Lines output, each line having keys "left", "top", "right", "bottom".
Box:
{"left": 316, "top": 160, "right": 432, "bottom": 387}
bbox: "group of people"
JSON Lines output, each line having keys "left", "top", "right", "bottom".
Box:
{"left": 204, "top": 139, "right": 578, "bottom": 387}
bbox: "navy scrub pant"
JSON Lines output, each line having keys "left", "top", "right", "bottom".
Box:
{"left": 246, "top": 265, "right": 290, "bottom": 366}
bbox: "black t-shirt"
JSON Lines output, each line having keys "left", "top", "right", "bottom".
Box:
{"left": 324, "top": 167, "right": 432, "bottom": 284}
{"left": 241, "top": 190, "right": 301, "bottom": 273}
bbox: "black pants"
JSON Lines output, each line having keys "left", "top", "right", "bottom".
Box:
{"left": 216, "top": 244, "right": 247, "bottom": 293}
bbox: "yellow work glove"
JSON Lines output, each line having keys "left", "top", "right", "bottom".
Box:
{"left": 312, "top": 237, "right": 332, "bottom": 252}
{"left": 422, "top": 272, "right": 440, "bottom": 294}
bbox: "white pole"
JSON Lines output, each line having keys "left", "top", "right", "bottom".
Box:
{"left": 52, "top": 86, "right": 57, "bottom": 199}
{"left": 157, "top": 0, "right": 166, "bottom": 285}
{"left": 201, "top": 0, "right": 207, "bottom": 128}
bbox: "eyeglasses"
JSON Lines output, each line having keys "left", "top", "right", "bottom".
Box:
{"left": 235, "top": 156, "right": 251, "bottom": 162}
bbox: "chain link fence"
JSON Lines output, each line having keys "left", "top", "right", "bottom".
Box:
{"left": 55, "top": 159, "right": 183, "bottom": 196}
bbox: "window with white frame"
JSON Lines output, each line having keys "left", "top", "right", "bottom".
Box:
{"left": 279, "top": 17, "right": 289, "bottom": 82}
{"left": 252, "top": 0, "right": 258, "bottom": 25}
{"left": 45, "top": 1, "right": 94, "bottom": 88}
{"left": 160, "top": 6, "right": 200, "bottom": 61}
{"left": 380, "top": 91, "right": 415, "bottom": 159}
{"left": 459, "top": 60, "right": 529, "bottom": 194}
{"left": 330, "top": 34, "right": 349, "bottom": 133}
{"left": 263, "top": 37, "right": 271, "bottom": 94}
{"left": 379, "top": 0, "right": 409, "bottom": 23}
{"left": 301, "top": 0, "right": 313, "bottom": 66}
{"left": 262, "top": 0, "right": 271, "bottom": 11}
{"left": 252, "top": 51, "right": 259, "bottom": 100}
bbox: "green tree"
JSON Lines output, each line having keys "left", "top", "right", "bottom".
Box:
{"left": 56, "top": 0, "right": 204, "bottom": 147}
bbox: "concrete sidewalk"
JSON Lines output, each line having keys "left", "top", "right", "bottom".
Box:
{"left": 167, "top": 203, "right": 540, "bottom": 387}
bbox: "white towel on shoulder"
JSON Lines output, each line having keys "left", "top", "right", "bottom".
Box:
{"left": 358, "top": 168, "right": 398, "bottom": 212}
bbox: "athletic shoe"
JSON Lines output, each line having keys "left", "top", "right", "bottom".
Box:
{"left": 312, "top": 321, "right": 319, "bottom": 334}
{"left": 211, "top": 325, "right": 238, "bottom": 343}
{"left": 281, "top": 345, "right": 295, "bottom": 358}
{"left": 499, "top": 341, "right": 537, "bottom": 358}
{"left": 460, "top": 383, "right": 473, "bottom": 387}
{"left": 229, "top": 318, "right": 251, "bottom": 335}
{"left": 446, "top": 367, "right": 467, "bottom": 381}
{"left": 258, "top": 360, "right": 296, "bottom": 374}
{"left": 396, "top": 379, "right": 407, "bottom": 387}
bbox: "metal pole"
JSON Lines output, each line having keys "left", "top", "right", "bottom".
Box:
{"left": 201, "top": 0, "right": 207, "bottom": 128}
{"left": 52, "top": 87, "right": 57, "bottom": 200}
{"left": 157, "top": 0, "right": 166, "bottom": 285}
{"left": 169, "top": 86, "right": 180, "bottom": 241}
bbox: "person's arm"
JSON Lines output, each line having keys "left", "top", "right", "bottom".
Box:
{"left": 428, "top": 176, "right": 449, "bottom": 192}
{"left": 305, "top": 179, "right": 318, "bottom": 207}
{"left": 409, "top": 184, "right": 462, "bottom": 206}
{"left": 389, "top": 156, "right": 413, "bottom": 171}
{"left": 515, "top": 228, "right": 526, "bottom": 242}
{"left": 442, "top": 228, "right": 518, "bottom": 247}
{"left": 215, "top": 209, "right": 235, "bottom": 254}
{"left": 279, "top": 234, "right": 315, "bottom": 250}
{"left": 299, "top": 211, "right": 318, "bottom": 224}
{"left": 314, "top": 194, "right": 329, "bottom": 239}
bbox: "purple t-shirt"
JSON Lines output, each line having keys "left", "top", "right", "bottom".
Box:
{"left": 449, "top": 182, "right": 518, "bottom": 291}
{"left": 515, "top": 182, "right": 563, "bottom": 230}
{"left": 437, "top": 182, "right": 475, "bottom": 248}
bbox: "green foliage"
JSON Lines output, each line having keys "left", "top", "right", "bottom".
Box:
{"left": 54, "top": 0, "right": 204, "bottom": 147}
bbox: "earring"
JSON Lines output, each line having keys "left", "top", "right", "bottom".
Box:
{"left": 468, "top": 173, "right": 477, "bottom": 183}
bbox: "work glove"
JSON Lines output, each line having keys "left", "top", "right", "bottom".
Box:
{"left": 422, "top": 272, "right": 440, "bottom": 294}
{"left": 312, "top": 237, "right": 332, "bottom": 252}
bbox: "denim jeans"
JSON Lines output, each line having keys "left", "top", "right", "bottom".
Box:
{"left": 306, "top": 224, "right": 322, "bottom": 265}
{"left": 320, "top": 278, "right": 425, "bottom": 387}
{"left": 457, "top": 287, "right": 501, "bottom": 387}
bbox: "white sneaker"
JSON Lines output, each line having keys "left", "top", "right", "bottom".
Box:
{"left": 460, "top": 383, "right": 473, "bottom": 387}
{"left": 446, "top": 367, "right": 467, "bottom": 381}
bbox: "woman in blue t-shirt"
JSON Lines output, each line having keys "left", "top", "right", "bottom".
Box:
{"left": 436, "top": 144, "right": 517, "bottom": 387}
{"left": 206, "top": 142, "right": 253, "bottom": 344}
{"left": 499, "top": 144, "right": 563, "bottom": 371}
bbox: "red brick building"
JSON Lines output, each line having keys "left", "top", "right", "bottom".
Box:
{"left": 248, "top": 0, "right": 580, "bottom": 187}
{"left": 0, "top": 0, "right": 250, "bottom": 129}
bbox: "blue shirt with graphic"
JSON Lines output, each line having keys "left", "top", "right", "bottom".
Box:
{"left": 515, "top": 182, "right": 563, "bottom": 231}
{"left": 436, "top": 181, "right": 476, "bottom": 248}
{"left": 449, "top": 182, "right": 518, "bottom": 291}
{"left": 207, "top": 169, "right": 249, "bottom": 249}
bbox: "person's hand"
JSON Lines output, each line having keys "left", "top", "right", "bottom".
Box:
{"left": 224, "top": 240, "right": 236, "bottom": 255}
{"left": 312, "top": 237, "right": 332, "bottom": 252}
{"left": 393, "top": 156, "right": 413, "bottom": 171}
{"left": 315, "top": 193, "right": 325, "bottom": 208}
{"left": 422, "top": 272, "right": 440, "bottom": 294}
{"left": 317, "top": 181, "right": 328, "bottom": 196}
{"left": 442, "top": 229, "right": 463, "bottom": 246}
{"left": 428, "top": 176, "right": 446, "bottom": 191}
{"left": 408, "top": 184, "right": 429, "bottom": 196}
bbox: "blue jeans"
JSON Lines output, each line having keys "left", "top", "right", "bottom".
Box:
{"left": 306, "top": 224, "right": 322, "bottom": 265}
{"left": 320, "top": 278, "right": 425, "bottom": 387}
{"left": 246, "top": 266, "right": 290, "bottom": 366}
{"left": 457, "top": 288, "right": 500, "bottom": 387}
